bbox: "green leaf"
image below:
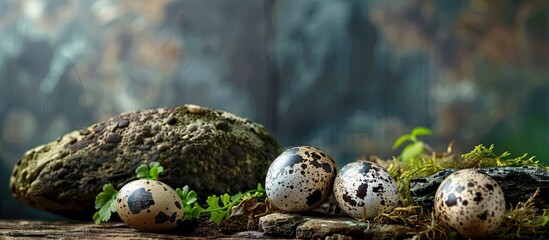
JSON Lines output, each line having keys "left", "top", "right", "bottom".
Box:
{"left": 184, "top": 203, "right": 203, "bottom": 221}
{"left": 190, "top": 206, "right": 202, "bottom": 218}
{"left": 92, "top": 184, "right": 119, "bottom": 224}
{"left": 182, "top": 206, "right": 194, "bottom": 221}
{"left": 207, "top": 195, "right": 221, "bottom": 209}
{"left": 411, "top": 127, "right": 432, "bottom": 137}
{"left": 183, "top": 205, "right": 191, "bottom": 214}
{"left": 254, "top": 183, "right": 266, "bottom": 198}
{"left": 185, "top": 203, "right": 203, "bottom": 220}
{"left": 135, "top": 162, "right": 164, "bottom": 180}
{"left": 150, "top": 162, "right": 160, "bottom": 168}
{"left": 220, "top": 194, "right": 231, "bottom": 206}
{"left": 110, "top": 198, "right": 117, "bottom": 212}
{"left": 230, "top": 192, "right": 244, "bottom": 202}
{"left": 210, "top": 211, "right": 226, "bottom": 224}
{"left": 392, "top": 134, "right": 411, "bottom": 150}
{"left": 187, "top": 198, "right": 198, "bottom": 205}
{"left": 149, "top": 168, "right": 158, "bottom": 179}
{"left": 94, "top": 184, "right": 117, "bottom": 209}
{"left": 185, "top": 191, "right": 197, "bottom": 205}
{"left": 254, "top": 191, "right": 265, "bottom": 198}
{"left": 401, "top": 141, "right": 425, "bottom": 162}
{"left": 155, "top": 166, "right": 164, "bottom": 177}
{"left": 181, "top": 185, "right": 190, "bottom": 196}
{"left": 92, "top": 212, "right": 102, "bottom": 225}
{"left": 175, "top": 188, "right": 184, "bottom": 201}
{"left": 135, "top": 165, "right": 149, "bottom": 179}
{"left": 176, "top": 186, "right": 190, "bottom": 201}
{"left": 149, "top": 165, "right": 164, "bottom": 180}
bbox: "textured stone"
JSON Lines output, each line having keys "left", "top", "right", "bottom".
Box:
{"left": 410, "top": 166, "right": 549, "bottom": 209}
{"left": 10, "top": 104, "right": 281, "bottom": 219}
{"left": 259, "top": 213, "right": 410, "bottom": 239}
{"left": 259, "top": 213, "right": 305, "bottom": 237}
{"left": 297, "top": 218, "right": 409, "bottom": 240}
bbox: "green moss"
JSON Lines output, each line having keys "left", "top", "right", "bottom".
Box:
{"left": 393, "top": 158, "right": 445, "bottom": 205}
{"left": 385, "top": 144, "right": 549, "bottom": 239}
{"left": 374, "top": 188, "right": 548, "bottom": 239}
{"left": 392, "top": 144, "right": 548, "bottom": 206}
{"left": 498, "top": 188, "right": 549, "bottom": 238}
{"left": 461, "top": 144, "right": 549, "bottom": 170}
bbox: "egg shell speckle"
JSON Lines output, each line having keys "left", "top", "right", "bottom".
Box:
{"left": 265, "top": 146, "right": 337, "bottom": 212}
{"left": 435, "top": 169, "right": 505, "bottom": 239}
{"left": 333, "top": 161, "right": 398, "bottom": 219}
{"left": 116, "top": 179, "right": 183, "bottom": 232}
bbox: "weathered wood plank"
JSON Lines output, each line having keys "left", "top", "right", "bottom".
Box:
{"left": 0, "top": 218, "right": 308, "bottom": 240}
{"left": 0, "top": 220, "right": 187, "bottom": 239}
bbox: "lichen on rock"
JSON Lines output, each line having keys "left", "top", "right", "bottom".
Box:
{"left": 9, "top": 104, "right": 281, "bottom": 219}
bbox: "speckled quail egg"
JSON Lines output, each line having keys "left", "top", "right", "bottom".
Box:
{"left": 333, "top": 161, "right": 398, "bottom": 219}
{"left": 435, "top": 169, "right": 505, "bottom": 239}
{"left": 265, "top": 146, "right": 337, "bottom": 212}
{"left": 116, "top": 179, "right": 184, "bottom": 232}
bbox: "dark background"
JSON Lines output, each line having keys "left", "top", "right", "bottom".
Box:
{"left": 0, "top": 0, "right": 548, "bottom": 220}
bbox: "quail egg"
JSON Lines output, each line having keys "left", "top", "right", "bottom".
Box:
{"left": 116, "top": 179, "right": 184, "bottom": 232}
{"left": 333, "top": 161, "right": 398, "bottom": 219}
{"left": 265, "top": 146, "right": 337, "bottom": 212}
{"left": 435, "top": 169, "right": 505, "bottom": 239}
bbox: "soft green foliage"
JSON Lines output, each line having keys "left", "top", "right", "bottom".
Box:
{"left": 92, "top": 184, "right": 118, "bottom": 224}
{"left": 94, "top": 160, "right": 266, "bottom": 225}
{"left": 135, "top": 161, "right": 164, "bottom": 180}
{"left": 392, "top": 127, "right": 432, "bottom": 163}
{"left": 176, "top": 183, "right": 266, "bottom": 224}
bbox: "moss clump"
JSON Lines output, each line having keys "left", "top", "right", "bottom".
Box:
{"left": 379, "top": 143, "right": 549, "bottom": 239}
{"left": 461, "top": 144, "right": 549, "bottom": 170}
{"left": 498, "top": 188, "right": 549, "bottom": 238}
{"left": 391, "top": 144, "right": 548, "bottom": 206}
{"left": 370, "top": 189, "right": 548, "bottom": 239}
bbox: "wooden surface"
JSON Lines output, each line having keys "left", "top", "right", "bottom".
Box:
{"left": 0, "top": 220, "right": 278, "bottom": 240}
{"left": 0, "top": 214, "right": 411, "bottom": 240}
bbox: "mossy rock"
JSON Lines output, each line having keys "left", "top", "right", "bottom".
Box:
{"left": 10, "top": 104, "right": 281, "bottom": 219}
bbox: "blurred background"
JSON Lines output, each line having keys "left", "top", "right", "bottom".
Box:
{"left": 0, "top": 0, "right": 548, "bottom": 219}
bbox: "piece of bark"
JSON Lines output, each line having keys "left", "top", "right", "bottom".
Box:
{"left": 410, "top": 166, "right": 549, "bottom": 209}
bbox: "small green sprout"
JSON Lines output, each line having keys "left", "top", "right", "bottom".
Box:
{"left": 176, "top": 186, "right": 201, "bottom": 220}
{"left": 135, "top": 161, "right": 164, "bottom": 180}
{"left": 176, "top": 183, "right": 266, "bottom": 224}
{"left": 392, "top": 126, "right": 432, "bottom": 163}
